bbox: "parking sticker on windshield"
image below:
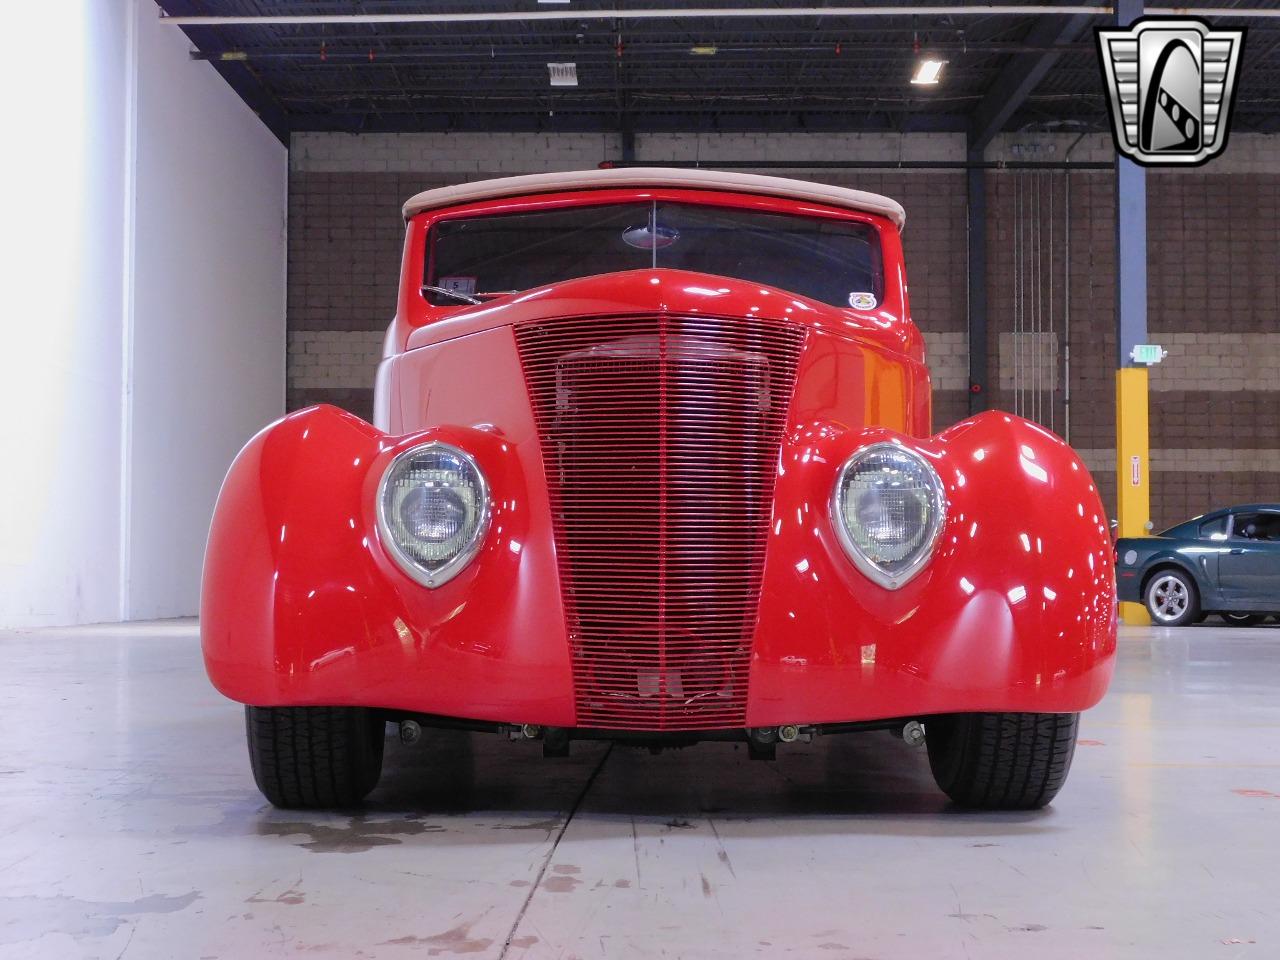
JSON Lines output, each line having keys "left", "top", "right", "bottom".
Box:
{"left": 440, "top": 276, "right": 477, "bottom": 296}
{"left": 848, "top": 291, "right": 878, "bottom": 310}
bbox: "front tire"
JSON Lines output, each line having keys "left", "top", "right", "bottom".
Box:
{"left": 1145, "top": 569, "right": 1200, "bottom": 626}
{"left": 246, "top": 706, "right": 385, "bottom": 809}
{"left": 926, "top": 712, "right": 1078, "bottom": 809}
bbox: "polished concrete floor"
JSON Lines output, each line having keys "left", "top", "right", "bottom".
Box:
{"left": 1, "top": 619, "right": 1278, "bottom": 959}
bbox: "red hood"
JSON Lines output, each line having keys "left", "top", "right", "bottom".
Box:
{"left": 401, "top": 269, "right": 922, "bottom": 362}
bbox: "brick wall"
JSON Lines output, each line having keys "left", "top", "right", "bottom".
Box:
{"left": 981, "top": 134, "right": 1280, "bottom": 528}
{"left": 286, "top": 130, "right": 1280, "bottom": 528}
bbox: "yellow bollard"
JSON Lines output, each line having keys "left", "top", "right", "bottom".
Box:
{"left": 1116, "top": 367, "right": 1151, "bottom": 625}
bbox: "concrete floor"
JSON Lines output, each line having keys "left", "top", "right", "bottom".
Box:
{"left": 1, "top": 621, "right": 1278, "bottom": 959}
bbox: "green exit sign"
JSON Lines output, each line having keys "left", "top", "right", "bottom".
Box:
{"left": 1130, "top": 344, "right": 1166, "bottom": 365}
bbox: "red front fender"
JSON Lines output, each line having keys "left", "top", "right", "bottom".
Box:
{"left": 747, "top": 411, "right": 1117, "bottom": 725}
{"left": 200, "top": 404, "right": 578, "bottom": 725}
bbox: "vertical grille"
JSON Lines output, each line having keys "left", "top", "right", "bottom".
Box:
{"left": 514, "top": 314, "right": 805, "bottom": 730}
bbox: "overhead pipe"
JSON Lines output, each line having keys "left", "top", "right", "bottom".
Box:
{"left": 158, "top": 5, "right": 1280, "bottom": 25}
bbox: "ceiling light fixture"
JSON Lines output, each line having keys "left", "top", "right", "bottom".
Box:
{"left": 911, "top": 58, "right": 945, "bottom": 85}
{"left": 548, "top": 62, "right": 578, "bottom": 86}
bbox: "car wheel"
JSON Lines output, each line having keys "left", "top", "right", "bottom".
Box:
{"left": 1145, "top": 570, "right": 1200, "bottom": 626}
{"left": 926, "top": 712, "right": 1078, "bottom": 809}
{"left": 246, "top": 706, "right": 385, "bottom": 809}
{"left": 1222, "top": 613, "right": 1265, "bottom": 627}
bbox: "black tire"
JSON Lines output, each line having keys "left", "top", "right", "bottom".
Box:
{"left": 1144, "top": 568, "right": 1200, "bottom": 626}
{"left": 1222, "top": 613, "right": 1265, "bottom": 627}
{"left": 926, "top": 712, "right": 1078, "bottom": 810}
{"left": 246, "top": 706, "right": 385, "bottom": 809}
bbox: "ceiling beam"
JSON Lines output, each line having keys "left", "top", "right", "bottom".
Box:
{"left": 968, "top": 13, "right": 1097, "bottom": 151}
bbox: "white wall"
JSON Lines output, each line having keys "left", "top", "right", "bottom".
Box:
{"left": 0, "top": 2, "right": 130, "bottom": 627}
{"left": 126, "top": 7, "right": 286, "bottom": 619}
{"left": 0, "top": 1, "right": 286, "bottom": 627}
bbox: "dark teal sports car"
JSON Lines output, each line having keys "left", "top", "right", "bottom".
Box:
{"left": 1116, "top": 504, "right": 1280, "bottom": 627}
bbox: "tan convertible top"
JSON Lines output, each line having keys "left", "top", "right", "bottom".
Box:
{"left": 402, "top": 167, "right": 906, "bottom": 230}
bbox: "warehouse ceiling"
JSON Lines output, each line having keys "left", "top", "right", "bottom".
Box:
{"left": 160, "top": 1, "right": 1280, "bottom": 142}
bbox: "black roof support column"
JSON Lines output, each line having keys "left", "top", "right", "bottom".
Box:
{"left": 621, "top": 114, "right": 637, "bottom": 163}
{"left": 966, "top": 142, "right": 988, "bottom": 414}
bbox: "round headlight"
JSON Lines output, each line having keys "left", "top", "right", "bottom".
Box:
{"left": 377, "top": 442, "right": 489, "bottom": 588}
{"left": 832, "top": 443, "right": 946, "bottom": 589}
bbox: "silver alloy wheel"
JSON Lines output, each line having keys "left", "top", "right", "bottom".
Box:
{"left": 1149, "top": 574, "right": 1190, "bottom": 623}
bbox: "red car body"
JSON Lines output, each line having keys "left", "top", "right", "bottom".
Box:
{"left": 203, "top": 171, "right": 1115, "bottom": 747}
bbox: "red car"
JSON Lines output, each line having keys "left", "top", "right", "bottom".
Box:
{"left": 202, "top": 169, "right": 1116, "bottom": 810}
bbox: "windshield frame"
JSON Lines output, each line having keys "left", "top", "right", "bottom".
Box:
{"left": 423, "top": 196, "right": 885, "bottom": 310}
{"left": 400, "top": 187, "right": 905, "bottom": 330}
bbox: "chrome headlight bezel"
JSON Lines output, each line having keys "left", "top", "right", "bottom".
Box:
{"left": 830, "top": 442, "right": 947, "bottom": 590}
{"left": 376, "top": 441, "right": 491, "bottom": 589}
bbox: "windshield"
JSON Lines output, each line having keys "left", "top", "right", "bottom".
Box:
{"left": 424, "top": 200, "right": 884, "bottom": 309}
